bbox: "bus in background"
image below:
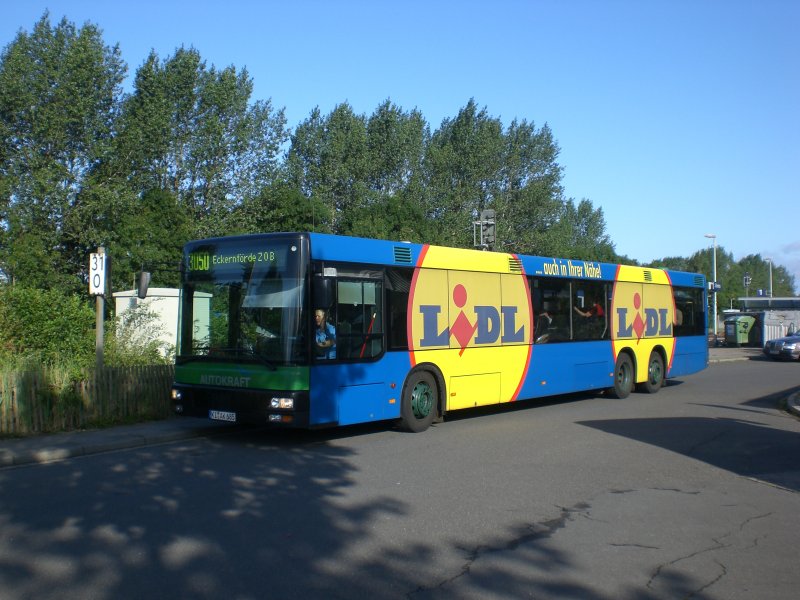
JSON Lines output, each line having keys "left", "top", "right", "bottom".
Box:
{"left": 168, "top": 232, "right": 707, "bottom": 432}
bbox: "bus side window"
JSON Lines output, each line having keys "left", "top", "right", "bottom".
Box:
{"left": 673, "top": 287, "right": 704, "bottom": 337}
{"left": 531, "top": 278, "right": 572, "bottom": 343}
{"left": 336, "top": 279, "right": 384, "bottom": 359}
{"left": 572, "top": 282, "right": 609, "bottom": 340}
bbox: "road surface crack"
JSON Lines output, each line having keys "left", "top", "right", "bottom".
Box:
{"left": 406, "top": 502, "right": 590, "bottom": 598}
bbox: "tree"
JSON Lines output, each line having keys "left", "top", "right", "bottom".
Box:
{"left": 494, "top": 120, "right": 566, "bottom": 256}
{"left": 548, "top": 199, "right": 617, "bottom": 261}
{"left": 738, "top": 254, "right": 795, "bottom": 298}
{"left": 424, "top": 99, "right": 504, "bottom": 248}
{"left": 351, "top": 100, "right": 430, "bottom": 241}
{"left": 113, "top": 47, "right": 288, "bottom": 238}
{"left": 286, "top": 103, "right": 369, "bottom": 233}
{"left": 232, "top": 183, "right": 331, "bottom": 234}
{"left": 0, "top": 13, "right": 126, "bottom": 289}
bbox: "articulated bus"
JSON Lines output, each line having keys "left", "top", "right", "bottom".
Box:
{"left": 169, "top": 232, "right": 708, "bottom": 432}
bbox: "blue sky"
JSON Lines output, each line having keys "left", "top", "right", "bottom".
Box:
{"left": 3, "top": 0, "right": 799, "bottom": 291}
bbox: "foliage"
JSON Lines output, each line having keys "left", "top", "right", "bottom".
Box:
{"left": 113, "top": 47, "right": 289, "bottom": 238}
{"left": 105, "top": 301, "right": 174, "bottom": 366}
{"left": 0, "top": 13, "right": 126, "bottom": 290}
{"left": 649, "top": 248, "right": 796, "bottom": 322}
{"left": 0, "top": 285, "right": 95, "bottom": 365}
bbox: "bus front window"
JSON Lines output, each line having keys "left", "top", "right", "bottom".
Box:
{"left": 177, "top": 240, "right": 308, "bottom": 366}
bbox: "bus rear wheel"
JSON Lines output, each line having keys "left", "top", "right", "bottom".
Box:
{"left": 639, "top": 351, "right": 664, "bottom": 394}
{"left": 399, "top": 371, "right": 437, "bottom": 432}
{"left": 610, "top": 353, "right": 633, "bottom": 399}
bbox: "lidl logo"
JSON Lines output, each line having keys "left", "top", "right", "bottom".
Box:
{"left": 419, "top": 283, "right": 526, "bottom": 355}
{"left": 615, "top": 291, "right": 673, "bottom": 343}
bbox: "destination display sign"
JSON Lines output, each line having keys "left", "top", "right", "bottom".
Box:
{"left": 184, "top": 240, "right": 297, "bottom": 280}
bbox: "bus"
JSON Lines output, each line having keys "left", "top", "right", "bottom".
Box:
{"left": 168, "top": 232, "right": 708, "bottom": 432}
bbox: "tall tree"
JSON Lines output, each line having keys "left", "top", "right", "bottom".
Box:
{"left": 0, "top": 13, "right": 125, "bottom": 288}
{"left": 494, "top": 120, "right": 565, "bottom": 256}
{"left": 548, "top": 199, "right": 616, "bottom": 261}
{"left": 350, "top": 100, "right": 430, "bottom": 240}
{"left": 424, "top": 99, "right": 504, "bottom": 248}
{"left": 113, "top": 47, "right": 288, "bottom": 238}
{"left": 286, "top": 103, "right": 369, "bottom": 233}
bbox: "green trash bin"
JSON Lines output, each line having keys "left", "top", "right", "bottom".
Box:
{"left": 724, "top": 315, "right": 755, "bottom": 347}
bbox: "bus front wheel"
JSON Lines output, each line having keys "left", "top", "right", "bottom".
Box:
{"left": 399, "top": 371, "right": 438, "bottom": 432}
{"left": 610, "top": 353, "right": 633, "bottom": 399}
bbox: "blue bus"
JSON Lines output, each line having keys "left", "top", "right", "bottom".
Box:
{"left": 168, "top": 232, "right": 707, "bottom": 432}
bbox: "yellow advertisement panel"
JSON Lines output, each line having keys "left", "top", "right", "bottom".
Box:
{"left": 408, "top": 245, "right": 533, "bottom": 410}
{"left": 611, "top": 279, "right": 676, "bottom": 379}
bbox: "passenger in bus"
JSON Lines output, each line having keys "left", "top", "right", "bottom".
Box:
{"left": 314, "top": 309, "right": 337, "bottom": 359}
{"left": 574, "top": 298, "right": 604, "bottom": 319}
{"left": 574, "top": 297, "right": 606, "bottom": 338}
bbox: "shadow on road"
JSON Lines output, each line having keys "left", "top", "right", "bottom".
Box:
{"left": 577, "top": 386, "right": 800, "bottom": 492}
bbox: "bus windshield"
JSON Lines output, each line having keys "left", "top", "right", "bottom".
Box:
{"left": 177, "top": 237, "right": 309, "bottom": 367}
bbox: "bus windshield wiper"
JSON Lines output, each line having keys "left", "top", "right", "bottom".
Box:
{"left": 209, "top": 346, "right": 278, "bottom": 370}
{"left": 179, "top": 347, "right": 277, "bottom": 370}
{"left": 237, "top": 348, "right": 277, "bottom": 371}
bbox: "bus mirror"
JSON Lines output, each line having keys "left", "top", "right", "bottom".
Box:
{"left": 136, "top": 271, "right": 152, "bottom": 299}
{"left": 312, "top": 276, "right": 335, "bottom": 309}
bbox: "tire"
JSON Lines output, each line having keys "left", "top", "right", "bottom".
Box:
{"left": 399, "top": 370, "right": 438, "bottom": 432}
{"left": 639, "top": 351, "right": 664, "bottom": 394}
{"left": 610, "top": 353, "right": 634, "bottom": 399}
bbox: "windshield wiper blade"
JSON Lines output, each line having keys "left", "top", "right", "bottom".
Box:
{"left": 238, "top": 348, "right": 277, "bottom": 371}
{"left": 178, "top": 347, "right": 277, "bottom": 370}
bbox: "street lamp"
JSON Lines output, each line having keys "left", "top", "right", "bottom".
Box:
{"left": 704, "top": 234, "right": 717, "bottom": 340}
{"left": 766, "top": 257, "right": 773, "bottom": 298}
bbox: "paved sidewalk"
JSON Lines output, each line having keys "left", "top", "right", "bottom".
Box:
{"left": 708, "top": 345, "right": 764, "bottom": 363}
{"left": 0, "top": 417, "right": 236, "bottom": 469}
{"left": 1, "top": 345, "right": 795, "bottom": 469}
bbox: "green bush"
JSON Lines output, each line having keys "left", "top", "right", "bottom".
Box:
{"left": 105, "top": 302, "right": 174, "bottom": 366}
{"left": 0, "top": 285, "right": 95, "bottom": 366}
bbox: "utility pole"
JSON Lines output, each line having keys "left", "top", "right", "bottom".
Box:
{"left": 704, "top": 234, "right": 717, "bottom": 341}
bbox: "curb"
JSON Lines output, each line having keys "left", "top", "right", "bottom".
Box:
{"left": 0, "top": 421, "right": 232, "bottom": 468}
{"left": 787, "top": 392, "right": 800, "bottom": 419}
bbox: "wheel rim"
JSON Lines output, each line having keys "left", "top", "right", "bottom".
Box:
{"left": 411, "top": 381, "right": 433, "bottom": 419}
{"left": 649, "top": 358, "right": 663, "bottom": 385}
{"left": 617, "top": 362, "right": 631, "bottom": 389}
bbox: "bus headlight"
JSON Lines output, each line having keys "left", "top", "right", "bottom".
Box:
{"left": 270, "top": 397, "right": 294, "bottom": 410}
{"left": 171, "top": 388, "right": 182, "bottom": 401}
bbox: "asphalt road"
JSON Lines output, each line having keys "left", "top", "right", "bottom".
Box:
{"left": 1, "top": 358, "right": 799, "bottom": 599}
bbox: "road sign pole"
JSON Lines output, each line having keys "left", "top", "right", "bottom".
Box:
{"left": 91, "top": 247, "right": 105, "bottom": 370}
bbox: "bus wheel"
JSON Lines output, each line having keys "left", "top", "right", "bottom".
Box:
{"left": 610, "top": 353, "right": 633, "bottom": 399}
{"left": 639, "top": 351, "right": 664, "bottom": 394}
{"left": 400, "top": 371, "right": 437, "bottom": 432}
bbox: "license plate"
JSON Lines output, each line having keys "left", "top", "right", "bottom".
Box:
{"left": 209, "top": 410, "right": 237, "bottom": 422}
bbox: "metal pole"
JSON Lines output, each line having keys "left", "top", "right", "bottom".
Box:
{"left": 712, "top": 238, "right": 717, "bottom": 339}
{"left": 767, "top": 258, "right": 773, "bottom": 298}
{"left": 95, "top": 246, "right": 105, "bottom": 370}
{"left": 704, "top": 234, "right": 717, "bottom": 340}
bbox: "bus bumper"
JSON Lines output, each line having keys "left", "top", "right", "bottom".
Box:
{"left": 171, "top": 384, "right": 310, "bottom": 428}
